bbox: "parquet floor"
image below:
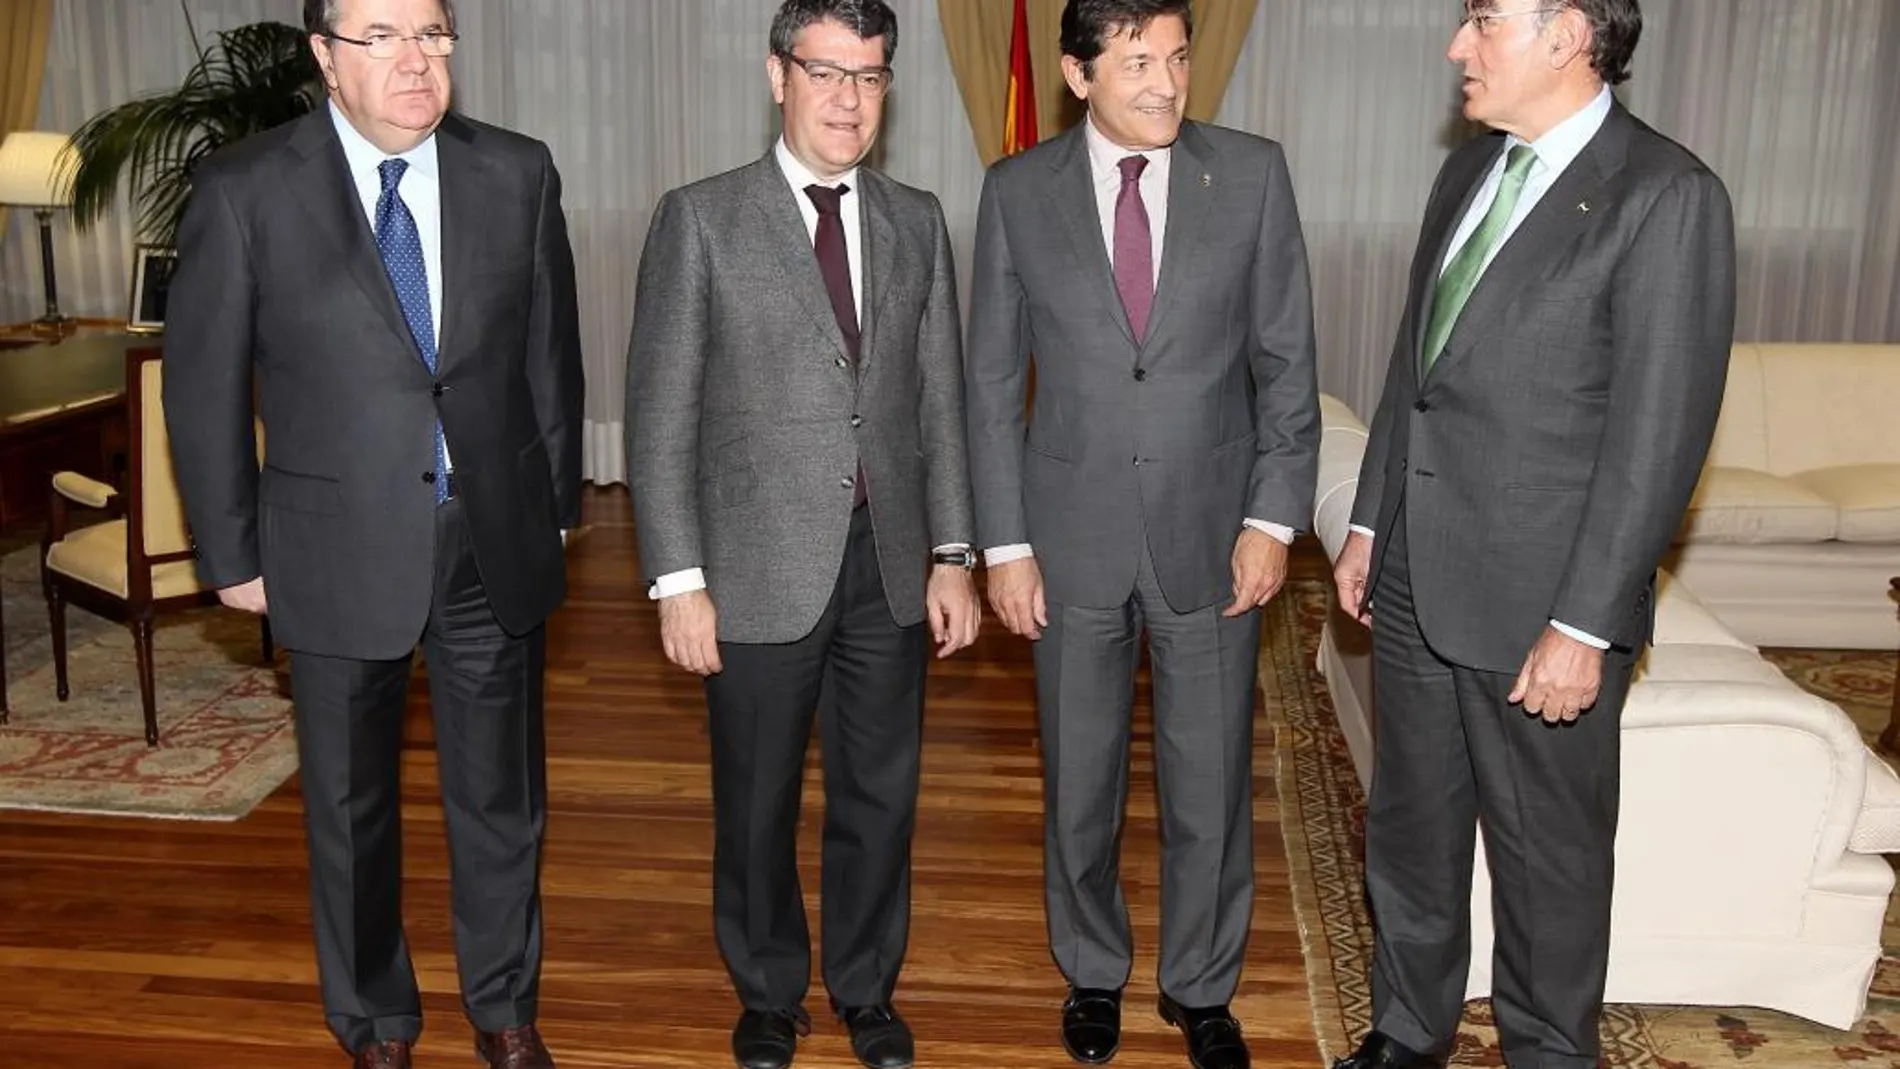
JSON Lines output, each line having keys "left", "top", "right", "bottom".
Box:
{"left": 0, "top": 487, "right": 1332, "bottom": 1068}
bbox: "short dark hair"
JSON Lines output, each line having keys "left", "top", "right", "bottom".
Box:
{"left": 303, "top": 0, "right": 457, "bottom": 37}
{"left": 1060, "top": 0, "right": 1193, "bottom": 79}
{"left": 1543, "top": 0, "right": 1641, "bottom": 85}
{"left": 768, "top": 0, "right": 899, "bottom": 66}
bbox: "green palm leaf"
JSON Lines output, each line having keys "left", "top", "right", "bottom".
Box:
{"left": 66, "top": 20, "right": 320, "bottom": 245}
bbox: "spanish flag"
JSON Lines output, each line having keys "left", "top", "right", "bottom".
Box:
{"left": 1002, "top": 0, "right": 1038, "bottom": 156}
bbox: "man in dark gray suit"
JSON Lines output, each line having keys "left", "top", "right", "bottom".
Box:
{"left": 162, "top": 1, "right": 581, "bottom": 1067}
{"left": 624, "top": 3, "right": 977, "bottom": 1068}
{"left": 964, "top": 2, "right": 1318, "bottom": 1066}
{"left": 1330, "top": 3, "right": 1734, "bottom": 1068}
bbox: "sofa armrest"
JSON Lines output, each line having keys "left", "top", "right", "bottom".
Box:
{"left": 1314, "top": 394, "right": 1370, "bottom": 562}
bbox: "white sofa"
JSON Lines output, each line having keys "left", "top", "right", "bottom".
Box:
{"left": 1667, "top": 343, "right": 1900, "bottom": 649}
{"left": 1312, "top": 392, "right": 1900, "bottom": 1029}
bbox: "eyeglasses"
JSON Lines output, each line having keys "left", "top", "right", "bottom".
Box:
{"left": 778, "top": 53, "right": 894, "bottom": 96}
{"left": 1459, "top": 6, "right": 1564, "bottom": 34}
{"left": 327, "top": 30, "right": 458, "bottom": 60}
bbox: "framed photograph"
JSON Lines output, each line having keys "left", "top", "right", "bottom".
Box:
{"left": 126, "top": 244, "right": 178, "bottom": 334}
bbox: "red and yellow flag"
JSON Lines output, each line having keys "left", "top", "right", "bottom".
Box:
{"left": 1002, "top": 0, "right": 1038, "bottom": 156}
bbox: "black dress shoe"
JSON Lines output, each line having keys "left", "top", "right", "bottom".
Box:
{"left": 1331, "top": 1030, "right": 1442, "bottom": 1069}
{"left": 1157, "top": 993, "right": 1249, "bottom": 1069}
{"left": 732, "top": 1007, "right": 810, "bottom": 1069}
{"left": 1061, "top": 986, "right": 1122, "bottom": 1064}
{"left": 835, "top": 1004, "right": 914, "bottom": 1069}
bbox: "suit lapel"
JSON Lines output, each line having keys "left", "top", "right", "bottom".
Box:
{"left": 856, "top": 173, "right": 898, "bottom": 373}
{"left": 433, "top": 115, "right": 503, "bottom": 375}
{"left": 285, "top": 111, "right": 414, "bottom": 354}
{"left": 1143, "top": 122, "right": 1214, "bottom": 346}
{"left": 1425, "top": 108, "right": 1631, "bottom": 388}
{"left": 748, "top": 155, "right": 850, "bottom": 361}
{"left": 1045, "top": 127, "right": 1135, "bottom": 347}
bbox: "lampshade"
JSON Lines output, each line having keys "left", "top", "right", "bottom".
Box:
{"left": 0, "top": 131, "right": 77, "bottom": 208}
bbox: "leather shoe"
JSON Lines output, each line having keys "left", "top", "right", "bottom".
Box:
{"left": 350, "top": 1040, "right": 411, "bottom": 1069}
{"left": 1331, "top": 1030, "right": 1442, "bottom": 1069}
{"left": 732, "top": 1007, "right": 811, "bottom": 1069}
{"left": 1061, "top": 986, "right": 1122, "bottom": 1064}
{"left": 476, "top": 1024, "right": 556, "bottom": 1069}
{"left": 836, "top": 1004, "right": 914, "bottom": 1068}
{"left": 1158, "top": 993, "right": 1249, "bottom": 1069}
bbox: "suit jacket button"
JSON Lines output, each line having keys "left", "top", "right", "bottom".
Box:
{"left": 1133, "top": 368, "right": 1146, "bottom": 381}
{"left": 422, "top": 471, "right": 437, "bottom": 484}
{"left": 850, "top": 415, "right": 863, "bottom": 427}
{"left": 431, "top": 383, "right": 445, "bottom": 397}
{"left": 1414, "top": 400, "right": 1430, "bottom": 412}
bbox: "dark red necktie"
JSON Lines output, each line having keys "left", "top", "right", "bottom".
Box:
{"left": 804, "top": 182, "right": 865, "bottom": 507}
{"left": 1113, "top": 155, "right": 1153, "bottom": 343}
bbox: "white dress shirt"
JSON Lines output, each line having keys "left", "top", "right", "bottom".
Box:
{"left": 982, "top": 116, "right": 1295, "bottom": 568}
{"left": 329, "top": 100, "right": 451, "bottom": 471}
{"left": 1351, "top": 85, "right": 1614, "bottom": 648}
{"left": 649, "top": 139, "right": 966, "bottom": 599}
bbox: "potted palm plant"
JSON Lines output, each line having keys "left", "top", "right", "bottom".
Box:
{"left": 65, "top": 16, "right": 321, "bottom": 246}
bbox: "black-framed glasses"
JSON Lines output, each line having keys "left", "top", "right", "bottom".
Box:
{"left": 1459, "top": 6, "right": 1564, "bottom": 33}
{"left": 327, "top": 30, "right": 458, "bottom": 59}
{"left": 778, "top": 52, "right": 893, "bottom": 96}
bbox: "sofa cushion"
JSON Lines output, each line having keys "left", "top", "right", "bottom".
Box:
{"left": 1679, "top": 467, "right": 1838, "bottom": 544}
{"left": 1788, "top": 464, "right": 1900, "bottom": 543}
{"left": 1634, "top": 642, "right": 1794, "bottom": 688}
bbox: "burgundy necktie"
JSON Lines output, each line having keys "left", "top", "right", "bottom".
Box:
{"left": 1113, "top": 155, "right": 1154, "bottom": 343}
{"left": 804, "top": 182, "right": 866, "bottom": 507}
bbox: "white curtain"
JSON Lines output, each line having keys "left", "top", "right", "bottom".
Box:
{"left": 7, "top": 0, "right": 1897, "bottom": 469}
{"left": 1217, "top": 0, "right": 1900, "bottom": 420}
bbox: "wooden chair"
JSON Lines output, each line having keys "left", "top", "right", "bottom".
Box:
{"left": 39, "top": 346, "right": 269, "bottom": 746}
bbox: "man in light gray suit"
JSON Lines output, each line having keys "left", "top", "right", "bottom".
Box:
{"left": 1330, "top": 3, "right": 1734, "bottom": 1068}
{"left": 964, "top": 2, "right": 1318, "bottom": 1067}
{"left": 624, "top": 3, "right": 977, "bottom": 1068}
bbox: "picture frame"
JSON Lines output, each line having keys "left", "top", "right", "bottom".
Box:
{"left": 126, "top": 244, "right": 178, "bottom": 334}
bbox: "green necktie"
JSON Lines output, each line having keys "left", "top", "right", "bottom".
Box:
{"left": 1420, "top": 145, "right": 1538, "bottom": 376}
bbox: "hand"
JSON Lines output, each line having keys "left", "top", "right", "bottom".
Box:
{"left": 1509, "top": 625, "right": 1605, "bottom": 724}
{"left": 658, "top": 589, "right": 722, "bottom": 675}
{"left": 987, "top": 557, "right": 1048, "bottom": 640}
{"left": 218, "top": 576, "right": 268, "bottom": 615}
{"left": 1226, "top": 527, "right": 1289, "bottom": 617}
{"left": 926, "top": 565, "right": 981, "bottom": 658}
{"left": 1333, "top": 531, "right": 1373, "bottom": 626}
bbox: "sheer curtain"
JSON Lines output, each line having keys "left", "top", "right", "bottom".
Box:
{"left": 1218, "top": 0, "right": 1900, "bottom": 420}
{"left": 7, "top": 1, "right": 1896, "bottom": 467}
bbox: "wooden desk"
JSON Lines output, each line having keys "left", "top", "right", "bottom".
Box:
{"left": 0, "top": 333, "right": 144, "bottom": 534}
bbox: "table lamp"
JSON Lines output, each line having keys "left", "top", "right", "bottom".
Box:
{"left": 0, "top": 131, "right": 79, "bottom": 336}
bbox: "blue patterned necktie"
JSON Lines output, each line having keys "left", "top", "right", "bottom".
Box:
{"left": 374, "top": 157, "right": 449, "bottom": 503}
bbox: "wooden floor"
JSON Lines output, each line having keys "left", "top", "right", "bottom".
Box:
{"left": 0, "top": 487, "right": 1333, "bottom": 1068}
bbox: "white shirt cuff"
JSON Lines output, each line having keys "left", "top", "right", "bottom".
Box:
{"left": 1348, "top": 524, "right": 1376, "bottom": 539}
{"left": 649, "top": 567, "right": 707, "bottom": 599}
{"left": 1550, "top": 619, "right": 1610, "bottom": 649}
{"left": 1243, "top": 518, "right": 1294, "bottom": 544}
{"left": 984, "top": 543, "right": 1035, "bottom": 567}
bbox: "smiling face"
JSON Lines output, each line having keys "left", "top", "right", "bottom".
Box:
{"left": 1061, "top": 12, "right": 1189, "bottom": 152}
{"left": 311, "top": 0, "right": 453, "bottom": 154}
{"left": 767, "top": 17, "right": 889, "bottom": 182}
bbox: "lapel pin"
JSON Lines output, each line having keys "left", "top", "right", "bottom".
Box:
{"left": 1578, "top": 201, "right": 1591, "bottom": 213}
{"left": 1201, "top": 173, "right": 1211, "bottom": 188}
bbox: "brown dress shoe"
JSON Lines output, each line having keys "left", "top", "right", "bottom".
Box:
{"left": 476, "top": 1024, "right": 556, "bottom": 1069}
{"left": 351, "top": 1039, "right": 412, "bottom": 1069}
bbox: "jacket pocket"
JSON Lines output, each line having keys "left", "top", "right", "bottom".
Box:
{"left": 260, "top": 464, "right": 343, "bottom": 515}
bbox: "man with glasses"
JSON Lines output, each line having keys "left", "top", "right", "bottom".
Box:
{"left": 1331, "top": 2, "right": 1733, "bottom": 1067}
{"left": 625, "top": 2, "right": 978, "bottom": 1068}
{"left": 163, "top": 1, "right": 582, "bottom": 1066}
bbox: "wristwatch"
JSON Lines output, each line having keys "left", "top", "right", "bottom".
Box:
{"left": 932, "top": 546, "right": 976, "bottom": 569}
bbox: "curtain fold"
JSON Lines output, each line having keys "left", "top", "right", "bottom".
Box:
{"left": 0, "top": 0, "right": 54, "bottom": 235}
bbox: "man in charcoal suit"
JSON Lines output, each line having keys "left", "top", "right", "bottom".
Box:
{"left": 1330, "top": 2, "right": 1735, "bottom": 1067}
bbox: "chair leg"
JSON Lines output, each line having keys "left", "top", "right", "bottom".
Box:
{"left": 133, "top": 614, "right": 158, "bottom": 747}
{"left": 47, "top": 580, "right": 69, "bottom": 703}
{"left": 260, "top": 616, "right": 274, "bottom": 663}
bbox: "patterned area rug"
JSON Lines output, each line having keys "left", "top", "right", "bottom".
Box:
{"left": 0, "top": 542, "right": 297, "bottom": 819}
{"left": 1264, "top": 578, "right": 1900, "bottom": 1069}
